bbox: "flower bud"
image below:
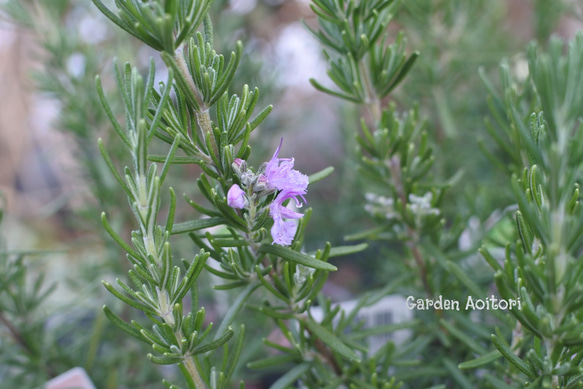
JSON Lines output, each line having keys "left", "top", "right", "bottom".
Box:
{"left": 232, "top": 158, "right": 247, "bottom": 176}
{"left": 227, "top": 184, "right": 247, "bottom": 209}
{"left": 253, "top": 174, "right": 269, "bottom": 192}
{"left": 240, "top": 171, "right": 255, "bottom": 186}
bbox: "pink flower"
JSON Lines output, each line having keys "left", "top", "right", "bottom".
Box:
{"left": 265, "top": 139, "right": 308, "bottom": 245}
{"left": 269, "top": 197, "right": 304, "bottom": 245}
{"left": 264, "top": 139, "right": 309, "bottom": 199}
{"left": 225, "top": 139, "right": 309, "bottom": 246}
{"left": 227, "top": 184, "right": 246, "bottom": 209}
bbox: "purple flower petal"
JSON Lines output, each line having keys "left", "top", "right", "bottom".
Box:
{"left": 270, "top": 202, "right": 299, "bottom": 246}
{"left": 269, "top": 191, "right": 304, "bottom": 245}
{"left": 264, "top": 139, "right": 310, "bottom": 245}
{"left": 227, "top": 184, "right": 246, "bottom": 209}
{"left": 264, "top": 138, "right": 309, "bottom": 196}
{"left": 271, "top": 219, "right": 298, "bottom": 246}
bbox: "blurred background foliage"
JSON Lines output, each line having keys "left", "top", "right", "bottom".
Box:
{"left": 0, "top": 0, "right": 582, "bottom": 387}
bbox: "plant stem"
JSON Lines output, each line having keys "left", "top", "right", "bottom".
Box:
{"left": 0, "top": 311, "right": 32, "bottom": 355}
{"left": 174, "top": 48, "right": 218, "bottom": 157}
{"left": 174, "top": 48, "right": 204, "bottom": 108}
{"left": 313, "top": 337, "right": 343, "bottom": 375}
{"left": 196, "top": 108, "right": 218, "bottom": 157}
{"left": 157, "top": 290, "right": 207, "bottom": 388}
{"left": 360, "top": 53, "right": 434, "bottom": 299}
{"left": 0, "top": 311, "right": 57, "bottom": 377}
{"left": 359, "top": 59, "right": 382, "bottom": 124}
{"left": 184, "top": 357, "right": 207, "bottom": 389}
{"left": 301, "top": 317, "right": 343, "bottom": 376}
{"left": 387, "top": 156, "right": 433, "bottom": 297}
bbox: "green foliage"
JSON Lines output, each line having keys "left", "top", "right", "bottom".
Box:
{"left": 0, "top": 1, "right": 173, "bottom": 387}
{"left": 307, "top": 0, "right": 417, "bottom": 105}
{"left": 479, "top": 32, "right": 583, "bottom": 387}
{"left": 90, "top": 0, "right": 374, "bottom": 387}
{"left": 98, "top": 59, "right": 238, "bottom": 387}
{"left": 91, "top": 0, "right": 213, "bottom": 52}
{"left": 3, "top": 0, "right": 583, "bottom": 388}
{"left": 306, "top": 0, "right": 545, "bottom": 387}
{"left": 0, "top": 225, "right": 57, "bottom": 387}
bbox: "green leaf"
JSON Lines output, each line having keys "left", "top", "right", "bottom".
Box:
{"left": 445, "top": 261, "right": 484, "bottom": 298}
{"left": 95, "top": 77, "right": 130, "bottom": 148}
{"left": 98, "top": 140, "right": 131, "bottom": 195}
{"left": 326, "top": 243, "right": 368, "bottom": 258}
{"left": 309, "top": 78, "right": 362, "bottom": 103}
{"left": 159, "top": 136, "right": 182, "bottom": 187}
{"left": 213, "top": 281, "right": 260, "bottom": 341}
{"left": 308, "top": 166, "right": 335, "bottom": 184}
{"left": 482, "top": 373, "right": 517, "bottom": 389}
{"left": 148, "top": 156, "right": 205, "bottom": 165}
{"left": 166, "top": 188, "right": 177, "bottom": 234}
{"left": 177, "top": 364, "right": 195, "bottom": 389}
{"left": 491, "top": 334, "right": 536, "bottom": 379}
{"left": 102, "top": 305, "right": 148, "bottom": 344}
{"left": 443, "top": 358, "right": 473, "bottom": 389}
{"left": 259, "top": 244, "right": 337, "bottom": 271}
{"left": 193, "top": 326, "right": 234, "bottom": 354}
{"left": 344, "top": 226, "right": 387, "bottom": 241}
{"left": 172, "top": 217, "right": 225, "bottom": 234}
{"left": 90, "top": 0, "right": 140, "bottom": 44}
{"left": 247, "top": 104, "right": 273, "bottom": 132}
{"left": 148, "top": 353, "right": 184, "bottom": 365}
{"left": 174, "top": 250, "right": 209, "bottom": 302}
{"left": 255, "top": 266, "right": 290, "bottom": 303}
{"left": 304, "top": 318, "right": 361, "bottom": 362}
{"left": 439, "top": 319, "right": 487, "bottom": 355}
{"left": 348, "top": 321, "right": 416, "bottom": 340}
{"left": 213, "top": 281, "right": 249, "bottom": 290}
{"left": 269, "top": 362, "right": 311, "bottom": 389}
{"left": 249, "top": 304, "right": 296, "bottom": 320}
{"left": 247, "top": 354, "right": 300, "bottom": 369}
{"left": 101, "top": 212, "right": 140, "bottom": 258}
{"left": 223, "top": 324, "right": 245, "bottom": 382}
{"left": 384, "top": 52, "right": 419, "bottom": 96}
{"left": 210, "top": 239, "right": 249, "bottom": 248}
{"left": 479, "top": 247, "right": 504, "bottom": 273}
{"left": 102, "top": 280, "right": 157, "bottom": 315}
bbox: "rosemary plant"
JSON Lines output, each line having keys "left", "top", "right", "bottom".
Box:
{"left": 305, "top": 0, "right": 510, "bottom": 387}
{"left": 0, "top": 193, "right": 59, "bottom": 387}
{"left": 89, "top": 0, "right": 395, "bottom": 387}
{"left": 476, "top": 32, "right": 583, "bottom": 388}
{"left": 2, "top": 0, "right": 583, "bottom": 388}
